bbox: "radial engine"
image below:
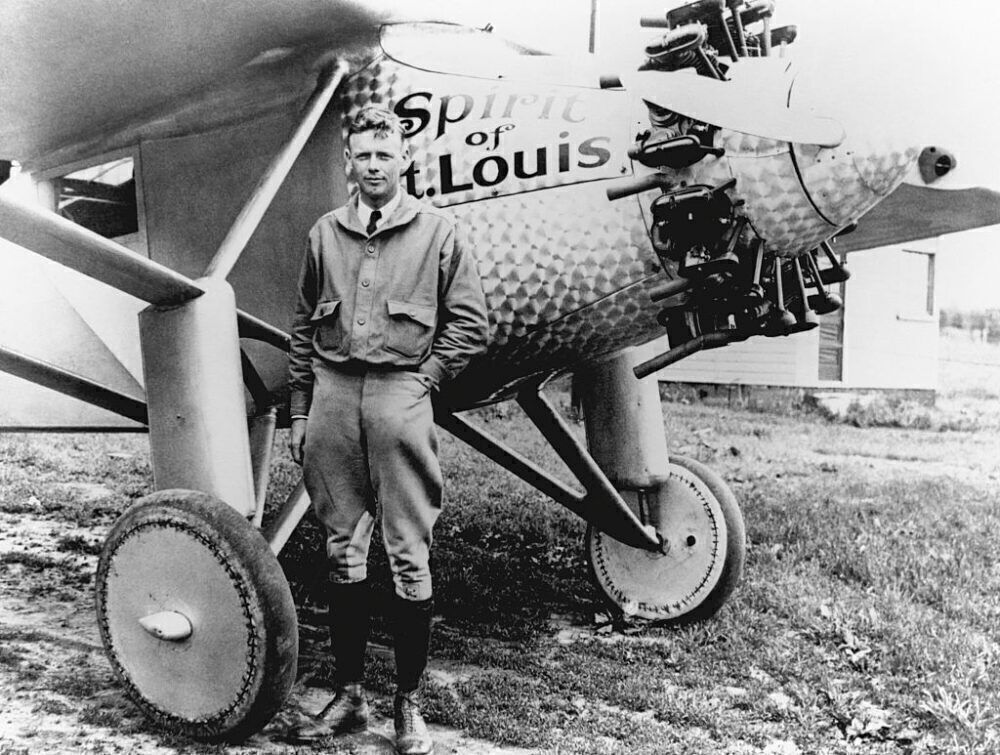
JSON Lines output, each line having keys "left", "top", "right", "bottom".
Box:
{"left": 604, "top": 0, "right": 919, "bottom": 378}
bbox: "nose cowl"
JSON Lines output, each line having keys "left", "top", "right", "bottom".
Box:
{"left": 792, "top": 138, "right": 918, "bottom": 228}
{"left": 788, "top": 67, "right": 920, "bottom": 228}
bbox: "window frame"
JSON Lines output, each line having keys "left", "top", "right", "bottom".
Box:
{"left": 35, "top": 147, "right": 148, "bottom": 256}
{"left": 897, "top": 248, "right": 936, "bottom": 322}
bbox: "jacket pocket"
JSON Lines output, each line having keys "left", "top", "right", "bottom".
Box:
{"left": 310, "top": 299, "right": 341, "bottom": 322}
{"left": 385, "top": 300, "right": 436, "bottom": 358}
{"left": 311, "top": 299, "right": 343, "bottom": 351}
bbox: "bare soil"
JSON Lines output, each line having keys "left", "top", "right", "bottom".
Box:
{"left": 0, "top": 449, "right": 534, "bottom": 755}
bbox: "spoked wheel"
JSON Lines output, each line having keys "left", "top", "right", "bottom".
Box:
{"left": 588, "top": 455, "right": 746, "bottom": 624}
{"left": 95, "top": 489, "right": 298, "bottom": 741}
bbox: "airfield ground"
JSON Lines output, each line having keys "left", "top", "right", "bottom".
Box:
{"left": 1, "top": 330, "right": 998, "bottom": 755}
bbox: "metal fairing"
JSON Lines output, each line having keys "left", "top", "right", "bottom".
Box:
{"left": 330, "top": 45, "right": 915, "bottom": 400}
{"left": 792, "top": 138, "right": 918, "bottom": 228}
{"left": 451, "top": 272, "right": 667, "bottom": 404}
{"left": 336, "top": 51, "right": 663, "bottom": 401}
{"left": 720, "top": 132, "right": 837, "bottom": 258}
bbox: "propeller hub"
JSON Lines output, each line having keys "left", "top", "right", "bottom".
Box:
{"left": 918, "top": 146, "right": 957, "bottom": 184}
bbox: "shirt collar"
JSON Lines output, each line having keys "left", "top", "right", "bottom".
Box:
{"left": 357, "top": 189, "right": 402, "bottom": 231}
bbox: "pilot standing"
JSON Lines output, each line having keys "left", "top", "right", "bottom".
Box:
{"left": 287, "top": 105, "right": 488, "bottom": 754}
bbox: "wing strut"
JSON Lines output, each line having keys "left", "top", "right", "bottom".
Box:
{"left": 0, "top": 196, "right": 290, "bottom": 346}
{"left": 0, "top": 346, "right": 147, "bottom": 424}
{"left": 203, "top": 60, "right": 350, "bottom": 280}
{"left": 0, "top": 61, "right": 346, "bottom": 439}
{"left": 0, "top": 196, "right": 203, "bottom": 305}
{"left": 0, "top": 60, "right": 350, "bottom": 334}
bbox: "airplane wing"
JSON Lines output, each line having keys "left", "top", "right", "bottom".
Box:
{"left": 0, "top": 0, "right": 471, "bottom": 168}
{"left": 836, "top": 183, "right": 1000, "bottom": 252}
{"left": 0, "top": 0, "right": 385, "bottom": 428}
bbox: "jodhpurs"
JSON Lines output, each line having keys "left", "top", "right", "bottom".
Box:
{"left": 303, "top": 361, "right": 442, "bottom": 601}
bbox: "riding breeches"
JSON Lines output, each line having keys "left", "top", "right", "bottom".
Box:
{"left": 303, "top": 361, "right": 442, "bottom": 601}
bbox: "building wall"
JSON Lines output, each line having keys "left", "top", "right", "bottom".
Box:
{"left": 660, "top": 241, "right": 940, "bottom": 391}
{"left": 842, "top": 240, "right": 939, "bottom": 390}
{"left": 661, "top": 327, "right": 821, "bottom": 386}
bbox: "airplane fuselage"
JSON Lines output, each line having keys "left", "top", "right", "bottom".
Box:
{"left": 323, "top": 24, "right": 916, "bottom": 406}
{"left": 0, "top": 15, "right": 919, "bottom": 420}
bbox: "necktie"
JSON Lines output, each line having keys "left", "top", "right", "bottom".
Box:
{"left": 366, "top": 209, "right": 381, "bottom": 236}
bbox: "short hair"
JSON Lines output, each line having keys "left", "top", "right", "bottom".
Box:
{"left": 347, "top": 105, "right": 406, "bottom": 141}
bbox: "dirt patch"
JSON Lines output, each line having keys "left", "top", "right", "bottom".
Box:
{"left": 0, "top": 504, "right": 538, "bottom": 755}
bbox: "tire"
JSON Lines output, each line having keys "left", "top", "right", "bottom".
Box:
{"left": 95, "top": 489, "right": 298, "bottom": 741}
{"left": 587, "top": 455, "right": 745, "bottom": 624}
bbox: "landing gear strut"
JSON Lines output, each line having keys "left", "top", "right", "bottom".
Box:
{"left": 576, "top": 346, "right": 745, "bottom": 623}
{"left": 96, "top": 279, "right": 299, "bottom": 740}
{"left": 441, "top": 345, "right": 746, "bottom": 623}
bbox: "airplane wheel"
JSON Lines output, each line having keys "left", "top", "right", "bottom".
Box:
{"left": 95, "top": 489, "right": 298, "bottom": 741}
{"left": 587, "top": 455, "right": 745, "bottom": 624}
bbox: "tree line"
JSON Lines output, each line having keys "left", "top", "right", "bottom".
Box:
{"left": 940, "top": 308, "right": 1000, "bottom": 342}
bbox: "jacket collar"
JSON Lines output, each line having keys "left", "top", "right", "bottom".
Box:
{"left": 358, "top": 190, "right": 402, "bottom": 231}
{"left": 333, "top": 191, "right": 421, "bottom": 237}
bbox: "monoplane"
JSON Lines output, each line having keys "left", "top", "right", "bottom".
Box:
{"left": 1, "top": 0, "right": 997, "bottom": 740}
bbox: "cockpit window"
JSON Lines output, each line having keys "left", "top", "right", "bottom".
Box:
{"left": 380, "top": 22, "right": 596, "bottom": 86}
{"left": 57, "top": 158, "right": 137, "bottom": 240}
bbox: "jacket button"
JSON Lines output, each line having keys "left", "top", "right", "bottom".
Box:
{"left": 366, "top": 245, "right": 375, "bottom": 254}
{"left": 357, "top": 317, "right": 366, "bottom": 326}
{"left": 361, "top": 279, "right": 370, "bottom": 287}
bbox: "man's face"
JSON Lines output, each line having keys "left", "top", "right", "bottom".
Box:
{"left": 345, "top": 129, "right": 409, "bottom": 208}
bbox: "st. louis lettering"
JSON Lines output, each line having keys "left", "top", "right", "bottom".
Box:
{"left": 394, "top": 89, "right": 612, "bottom": 198}
{"left": 402, "top": 135, "right": 612, "bottom": 197}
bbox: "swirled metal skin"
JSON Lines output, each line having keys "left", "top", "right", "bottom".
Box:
{"left": 335, "top": 39, "right": 917, "bottom": 403}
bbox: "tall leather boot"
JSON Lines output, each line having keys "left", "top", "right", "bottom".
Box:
{"left": 330, "top": 579, "right": 372, "bottom": 687}
{"left": 287, "top": 580, "right": 371, "bottom": 743}
{"left": 392, "top": 594, "right": 434, "bottom": 755}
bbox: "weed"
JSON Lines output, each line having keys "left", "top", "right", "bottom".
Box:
{"left": 33, "top": 697, "right": 74, "bottom": 716}
{"left": 0, "top": 551, "right": 64, "bottom": 570}
{"left": 919, "top": 686, "right": 1000, "bottom": 734}
{"left": 77, "top": 703, "right": 124, "bottom": 728}
{"left": 55, "top": 534, "right": 102, "bottom": 556}
{"left": 0, "top": 644, "right": 26, "bottom": 668}
{"left": 817, "top": 392, "right": 986, "bottom": 433}
{"left": 42, "top": 653, "right": 114, "bottom": 699}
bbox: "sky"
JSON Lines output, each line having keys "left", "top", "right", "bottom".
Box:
{"left": 474, "top": 0, "right": 1000, "bottom": 310}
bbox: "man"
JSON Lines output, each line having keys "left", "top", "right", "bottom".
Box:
{"left": 287, "top": 105, "right": 488, "bottom": 754}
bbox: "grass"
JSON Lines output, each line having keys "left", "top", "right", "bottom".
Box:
{"left": 0, "top": 352, "right": 998, "bottom": 753}
{"left": 271, "top": 383, "right": 1000, "bottom": 754}
{"left": 0, "top": 551, "right": 65, "bottom": 570}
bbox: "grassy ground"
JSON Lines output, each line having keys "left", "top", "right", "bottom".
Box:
{"left": 0, "top": 336, "right": 998, "bottom": 754}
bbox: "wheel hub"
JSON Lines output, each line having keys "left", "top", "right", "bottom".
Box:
{"left": 102, "top": 523, "right": 256, "bottom": 720}
{"left": 588, "top": 458, "right": 742, "bottom": 622}
{"left": 95, "top": 490, "right": 299, "bottom": 741}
